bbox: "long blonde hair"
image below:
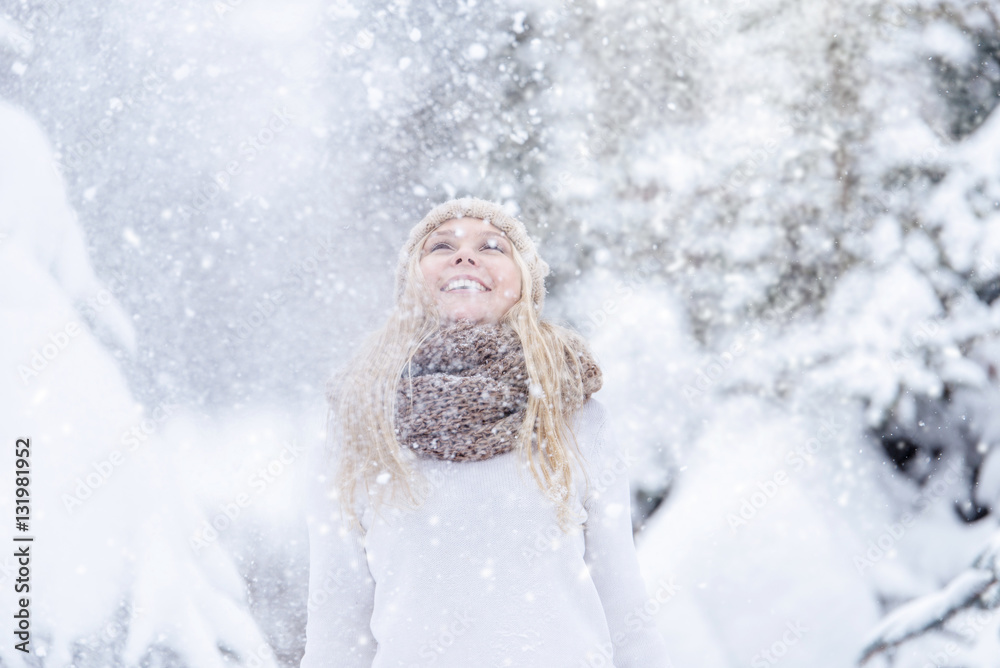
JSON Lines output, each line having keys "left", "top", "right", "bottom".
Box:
{"left": 326, "top": 222, "right": 595, "bottom": 535}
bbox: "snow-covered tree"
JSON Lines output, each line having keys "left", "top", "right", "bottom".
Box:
{"left": 0, "top": 90, "right": 280, "bottom": 667}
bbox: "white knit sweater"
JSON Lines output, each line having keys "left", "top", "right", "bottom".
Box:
{"left": 299, "top": 398, "right": 676, "bottom": 668}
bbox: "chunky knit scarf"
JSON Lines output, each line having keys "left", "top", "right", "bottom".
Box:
{"left": 395, "top": 321, "right": 603, "bottom": 462}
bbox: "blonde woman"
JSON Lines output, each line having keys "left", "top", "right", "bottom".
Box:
{"left": 300, "top": 198, "right": 675, "bottom": 667}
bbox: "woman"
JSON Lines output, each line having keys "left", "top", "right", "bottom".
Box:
{"left": 300, "top": 198, "right": 675, "bottom": 667}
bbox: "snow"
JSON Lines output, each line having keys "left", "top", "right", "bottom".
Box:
{"left": 6, "top": 0, "right": 1000, "bottom": 665}
{"left": 860, "top": 568, "right": 994, "bottom": 662}
{"left": 635, "top": 396, "right": 885, "bottom": 666}
{"left": 977, "top": 448, "right": 1000, "bottom": 509}
{"left": 922, "top": 21, "right": 976, "bottom": 64}
{"left": 0, "top": 102, "right": 279, "bottom": 668}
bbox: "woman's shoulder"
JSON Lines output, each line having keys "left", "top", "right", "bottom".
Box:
{"left": 571, "top": 396, "right": 609, "bottom": 433}
{"left": 569, "top": 397, "right": 617, "bottom": 465}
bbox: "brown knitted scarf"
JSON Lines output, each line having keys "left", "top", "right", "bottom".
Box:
{"left": 395, "top": 320, "right": 603, "bottom": 462}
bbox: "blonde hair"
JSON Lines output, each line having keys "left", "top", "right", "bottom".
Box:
{"left": 326, "top": 221, "right": 595, "bottom": 536}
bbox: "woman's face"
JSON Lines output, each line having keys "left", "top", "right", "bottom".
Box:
{"left": 418, "top": 217, "right": 522, "bottom": 325}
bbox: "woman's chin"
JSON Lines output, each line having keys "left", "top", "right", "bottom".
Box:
{"left": 443, "top": 314, "right": 483, "bottom": 325}
{"left": 441, "top": 310, "right": 495, "bottom": 325}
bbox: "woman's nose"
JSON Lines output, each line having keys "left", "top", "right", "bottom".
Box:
{"left": 453, "top": 249, "right": 477, "bottom": 265}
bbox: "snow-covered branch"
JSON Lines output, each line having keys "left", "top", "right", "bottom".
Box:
{"left": 858, "top": 527, "right": 1000, "bottom": 664}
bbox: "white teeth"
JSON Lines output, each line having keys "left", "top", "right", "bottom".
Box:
{"left": 444, "top": 278, "right": 487, "bottom": 292}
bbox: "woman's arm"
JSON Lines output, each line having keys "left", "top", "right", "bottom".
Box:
{"left": 299, "top": 448, "right": 377, "bottom": 668}
{"left": 582, "top": 401, "right": 677, "bottom": 668}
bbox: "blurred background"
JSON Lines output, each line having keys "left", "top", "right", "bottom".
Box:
{"left": 2, "top": 0, "right": 1000, "bottom": 666}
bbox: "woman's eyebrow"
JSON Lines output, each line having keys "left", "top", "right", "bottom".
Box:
{"left": 427, "top": 229, "right": 509, "bottom": 241}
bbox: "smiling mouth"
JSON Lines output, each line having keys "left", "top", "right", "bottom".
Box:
{"left": 442, "top": 278, "right": 490, "bottom": 292}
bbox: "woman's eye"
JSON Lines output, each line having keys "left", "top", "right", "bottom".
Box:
{"left": 427, "top": 240, "right": 505, "bottom": 252}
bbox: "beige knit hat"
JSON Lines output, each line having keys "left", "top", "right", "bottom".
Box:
{"left": 395, "top": 197, "right": 551, "bottom": 313}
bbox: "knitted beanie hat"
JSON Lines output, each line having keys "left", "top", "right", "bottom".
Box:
{"left": 395, "top": 197, "right": 551, "bottom": 313}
